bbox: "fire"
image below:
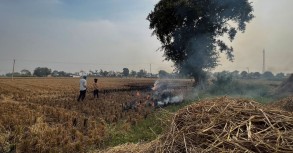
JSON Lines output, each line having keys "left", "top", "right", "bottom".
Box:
{"left": 122, "top": 80, "right": 186, "bottom": 112}
{"left": 152, "top": 80, "right": 184, "bottom": 107}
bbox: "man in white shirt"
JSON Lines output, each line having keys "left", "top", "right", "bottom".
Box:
{"left": 77, "top": 76, "right": 87, "bottom": 102}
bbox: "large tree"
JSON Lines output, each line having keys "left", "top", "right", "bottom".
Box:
{"left": 147, "top": 0, "right": 254, "bottom": 86}
{"left": 130, "top": 70, "right": 137, "bottom": 77}
{"left": 122, "top": 68, "right": 130, "bottom": 77}
{"left": 20, "top": 69, "right": 31, "bottom": 76}
{"left": 137, "top": 69, "right": 147, "bottom": 78}
{"left": 33, "top": 67, "right": 51, "bottom": 77}
{"left": 158, "top": 70, "right": 169, "bottom": 78}
{"left": 262, "top": 71, "right": 274, "bottom": 79}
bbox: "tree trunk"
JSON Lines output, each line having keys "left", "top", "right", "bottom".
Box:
{"left": 192, "top": 71, "right": 206, "bottom": 89}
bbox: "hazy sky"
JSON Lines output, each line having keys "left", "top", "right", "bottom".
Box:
{"left": 0, "top": 0, "right": 292, "bottom": 75}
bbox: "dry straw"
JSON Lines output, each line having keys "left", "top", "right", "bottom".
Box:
{"left": 98, "top": 97, "right": 293, "bottom": 153}
{"left": 149, "top": 97, "right": 293, "bottom": 153}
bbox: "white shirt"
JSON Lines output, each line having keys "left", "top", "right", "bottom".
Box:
{"left": 80, "top": 78, "right": 87, "bottom": 91}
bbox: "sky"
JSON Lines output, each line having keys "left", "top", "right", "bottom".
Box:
{"left": 0, "top": 0, "right": 292, "bottom": 75}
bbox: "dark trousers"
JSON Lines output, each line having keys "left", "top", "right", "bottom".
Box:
{"left": 93, "top": 89, "right": 99, "bottom": 98}
{"left": 78, "top": 90, "right": 86, "bottom": 101}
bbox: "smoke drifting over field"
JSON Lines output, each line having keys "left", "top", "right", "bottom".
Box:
{"left": 152, "top": 80, "right": 184, "bottom": 106}
{"left": 215, "top": 0, "right": 293, "bottom": 74}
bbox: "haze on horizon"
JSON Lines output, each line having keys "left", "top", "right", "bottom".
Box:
{"left": 0, "top": 0, "right": 292, "bottom": 75}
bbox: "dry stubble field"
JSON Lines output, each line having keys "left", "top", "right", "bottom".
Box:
{"left": 0, "top": 77, "right": 192, "bottom": 152}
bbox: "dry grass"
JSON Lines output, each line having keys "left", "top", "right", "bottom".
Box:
{"left": 6, "top": 77, "right": 293, "bottom": 152}
{"left": 0, "top": 100, "right": 106, "bottom": 152}
{"left": 99, "top": 97, "right": 293, "bottom": 153}
{"left": 0, "top": 77, "right": 192, "bottom": 152}
{"left": 97, "top": 141, "right": 158, "bottom": 153}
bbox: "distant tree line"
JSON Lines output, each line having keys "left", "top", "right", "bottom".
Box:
{"left": 4, "top": 67, "right": 70, "bottom": 77}
{"left": 2, "top": 67, "right": 157, "bottom": 78}
{"left": 214, "top": 70, "right": 288, "bottom": 81}
{"left": 2, "top": 66, "right": 289, "bottom": 80}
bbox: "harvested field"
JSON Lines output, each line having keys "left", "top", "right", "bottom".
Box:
{"left": 2, "top": 77, "right": 293, "bottom": 153}
{"left": 0, "top": 77, "right": 192, "bottom": 152}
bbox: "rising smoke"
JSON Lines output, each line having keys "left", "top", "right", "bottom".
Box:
{"left": 152, "top": 80, "right": 184, "bottom": 106}
{"left": 169, "top": 0, "right": 254, "bottom": 86}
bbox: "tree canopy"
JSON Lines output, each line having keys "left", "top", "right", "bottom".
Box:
{"left": 263, "top": 71, "right": 274, "bottom": 79}
{"left": 122, "top": 68, "right": 130, "bottom": 77}
{"left": 33, "top": 67, "right": 51, "bottom": 77}
{"left": 158, "top": 70, "right": 169, "bottom": 78}
{"left": 137, "top": 69, "right": 147, "bottom": 78}
{"left": 21, "top": 69, "right": 31, "bottom": 76}
{"left": 147, "top": 0, "right": 254, "bottom": 85}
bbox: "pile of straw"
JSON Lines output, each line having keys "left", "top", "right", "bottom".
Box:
{"left": 272, "top": 97, "right": 293, "bottom": 112}
{"left": 99, "top": 97, "right": 293, "bottom": 153}
{"left": 277, "top": 74, "right": 293, "bottom": 97}
{"left": 148, "top": 97, "right": 293, "bottom": 152}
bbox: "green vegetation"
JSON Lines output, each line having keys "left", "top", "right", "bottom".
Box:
{"left": 208, "top": 80, "right": 270, "bottom": 97}
{"left": 206, "top": 72, "right": 279, "bottom": 103}
{"left": 101, "top": 99, "right": 199, "bottom": 148}
{"left": 101, "top": 111, "right": 170, "bottom": 147}
{"left": 211, "top": 81, "right": 277, "bottom": 103}
{"left": 147, "top": 0, "right": 254, "bottom": 85}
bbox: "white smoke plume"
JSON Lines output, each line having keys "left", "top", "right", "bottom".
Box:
{"left": 152, "top": 80, "right": 184, "bottom": 106}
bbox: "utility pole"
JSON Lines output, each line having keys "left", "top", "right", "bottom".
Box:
{"left": 263, "top": 49, "right": 265, "bottom": 73}
{"left": 12, "top": 59, "right": 15, "bottom": 80}
{"left": 150, "top": 64, "right": 152, "bottom": 75}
